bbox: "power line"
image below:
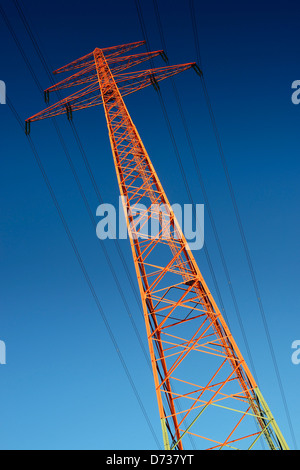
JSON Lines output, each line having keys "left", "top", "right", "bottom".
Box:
{"left": 188, "top": 0, "right": 297, "bottom": 449}
{"left": 134, "top": 0, "right": 232, "bottom": 451}
{"left": 11, "top": 0, "right": 143, "bottom": 312}
{"left": 54, "top": 117, "right": 152, "bottom": 370}
{"left": 0, "top": 3, "right": 43, "bottom": 96}
{"left": 4, "top": 0, "right": 294, "bottom": 449}
{"left": 0, "top": 3, "right": 161, "bottom": 447}
{"left": 134, "top": 0, "right": 233, "bottom": 328}
{"left": 135, "top": 0, "right": 266, "bottom": 450}
{"left": 151, "top": 0, "right": 260, "bottom": 389}
{"left": 6, "top": 94, "right": 161, "bottom": 449}
{"left": 2, "top": 0, "right": 150, "bottom": 365}
{"left": 3, "top": 0, "right": 151, "bottom": 365}
{"left": 137, "top": 0, "right": 295, "bottom": 449}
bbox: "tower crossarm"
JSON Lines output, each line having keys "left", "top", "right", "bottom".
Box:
{"left": 45, "top": 51, "right": 165, "bottom": 96}
{"left": 26, "top": 43, "right": 196, "bottom": 129}
{"left": 52, "top": 41, "right": 146, "bottom": 75}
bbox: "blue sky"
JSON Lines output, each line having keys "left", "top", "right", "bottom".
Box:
{"left": 0, "top": 0, "right": 299, "bottom": 450}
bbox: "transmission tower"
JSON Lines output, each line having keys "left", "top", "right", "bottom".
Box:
{"left": 26, "top": 41, "right": 289, "bottom": 450}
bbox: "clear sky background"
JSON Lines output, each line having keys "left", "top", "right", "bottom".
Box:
{"left": 0, "top": 0, "right": 299, "bottom": 450}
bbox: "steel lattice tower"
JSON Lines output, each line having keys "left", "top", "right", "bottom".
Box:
{"left": 26, "top": 41, "right": 289, "bottom": 450}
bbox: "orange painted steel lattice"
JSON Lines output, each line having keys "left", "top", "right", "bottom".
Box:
{"left": 26, "top": 41, "right": 289, "bottom": 450}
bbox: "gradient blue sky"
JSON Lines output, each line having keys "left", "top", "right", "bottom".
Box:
{"left": 0, "top": 0, "right": 299, "bottom": 450}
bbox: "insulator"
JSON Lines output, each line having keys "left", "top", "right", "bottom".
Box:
{"left": 44, "top": 90, "right": 50, "bottom": 104}
{"left": 160, "top": 51, "right": 169, "bottom": 63}
{"left": 192, "top": 63, "right": 203, "bottom": 77}
{"left": 25, "top": 120, "right": 31, "bottom": 136}
{"left": 150, "top": 73, "right": 159, "bottom": 92}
